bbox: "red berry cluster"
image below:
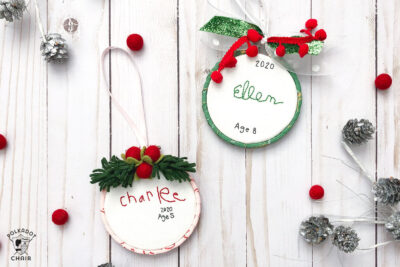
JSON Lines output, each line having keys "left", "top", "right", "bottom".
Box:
{"left": 268, "top": 18, "right": 327, "bottom": 58}
{"left": 125, "top": 145, "right": 161, "bottom": 178}
{"left": 211, "top": 29, "right": 263, "bottom": 83}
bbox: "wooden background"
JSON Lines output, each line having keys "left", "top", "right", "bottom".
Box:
{"left": 0, "top": 0, "right": 399, "bottom": 266}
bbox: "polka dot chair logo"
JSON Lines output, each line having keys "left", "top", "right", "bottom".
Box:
{"left": 7, "top": 228, "right": 36, "bottom": 261}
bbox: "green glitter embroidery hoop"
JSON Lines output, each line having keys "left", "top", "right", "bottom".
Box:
{"left": 202, "top": 50, "right": 302, "bottom": 148}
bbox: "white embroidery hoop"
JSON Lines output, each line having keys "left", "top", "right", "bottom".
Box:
{"left": 100, "top": 47, "right": 201, "bottom": 254}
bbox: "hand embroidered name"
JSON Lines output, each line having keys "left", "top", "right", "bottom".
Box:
{"left": 233, "top": 80, "right": 283, "bottom": 105}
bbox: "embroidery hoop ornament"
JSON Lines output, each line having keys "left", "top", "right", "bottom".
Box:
{"left": 95, "top": 47, "right": 201, "bottom": 255}
{"left": 202, "top": 46, "right": 302, "bottom": 148}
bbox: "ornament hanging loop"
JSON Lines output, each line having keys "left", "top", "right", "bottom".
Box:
{"left": 101, "top": 46, "right": 149, "bottom": 146}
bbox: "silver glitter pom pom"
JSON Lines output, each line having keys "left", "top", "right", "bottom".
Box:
{"left": 332, "top": 225, "right": 360, "bottom": 253}
{"left": 385, "top": 212, "right": 400, "bottom": 240}
{"left": 0, "top": 0, "right": 26, "bottom": 22}
{"left": 342, "top": 119, "right": 375, "bottom": 145}
{"left": 299, "top": 215, "right": 334, "bottom": 244}
{"left": 373, "top": 177, "right": 400, "bottom": 205}
{"left": 40, "top": 33, "right": 68, "bottom": 63}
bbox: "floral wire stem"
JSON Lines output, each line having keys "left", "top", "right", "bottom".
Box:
{"left": 32, "top": 0, "right": 45, "bottom": 40}
{"left": 341, "top": 141, "right": 374, "bottom": 183}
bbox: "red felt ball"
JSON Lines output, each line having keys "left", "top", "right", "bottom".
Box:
{"left": 126, "top": 34, "right": 144, "bottom": 51}
{"left": 246, "top": 45, "right": 258, "bottom": 57}
{"left": 52, "top": 209, "right": 69, "bottom": 225}
{"left": 247, "top": 29, "right": 262, "bottom": 42}
{"left": 305, "top": 19, "right": 318, "bottom": 30}
{"left": 315, "top": 29, "right": 327, "bottom": 41}
{"left": 298, "top": 43, "right": 309, "bottom": 57}
{"left": 136, "top": 163, "right": 153, "bottom": 179}
{"left": 0, "top": 134, "right": 7, "bottom": 150}
{"left": 375, "top": 73, "right": 392, "bottom": 90}
{"left": 309, "top": 185, "right": 324, "bottom": 200}
{"left": 211, "top": 70, "right": 223, "bottom": 83}
{"left": 126, "top": 146, "right": 141, "bottom": 160}
{"left": 144, "top": 145, "right": 161, "bottom": 162}
{"left": 276, "top": 44, "right": 286, "bottom": 57}
{"left": 225, "top": 56, "right": 237, "bottom": 68}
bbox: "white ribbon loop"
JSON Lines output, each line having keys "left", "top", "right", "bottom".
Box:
{"left": 101, "top": 46, "right": 149, "bottom": 146}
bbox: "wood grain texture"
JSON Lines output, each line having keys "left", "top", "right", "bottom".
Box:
{"left": 46, "top": 0, "right": 110, "bottom": 266}
{"left": 377, "top": 0, "right": 400, "bottom": 266}
{"left": 0, "top": 0, "right": 399, "bottom": 266}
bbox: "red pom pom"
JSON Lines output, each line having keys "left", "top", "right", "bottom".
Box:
{"left": 211, "top": 71, "right": 223, "bottom": 83}
{"left": 0, "top": 134, "right": 7, "bottom": 150}
{"left": 136, "top": 163, "right": 153, "bottom": 179}
{"left": 298, "top": 43, "right": 309, "bottom": 57}
{"left": 247, "top": 29, "right": 262, "bottom": 42}
{"left": 52, "top": 209, "right": 69, "bottom": 225}
{"left": 126, "top": 146, "right": 141, "bottom": 160}
{"left": 315, "top": 29, "right": 327, "bottom": 41}
{"left": 126, "top": 34, "right": 144, "bottom": 51}
{"left": 144, "top": 145, "right": 161, "bottom": 162}
{"left": 225, "top": 56, "right": 237, "bottom": 68}
{"left": 276, "top": 44, "right": 286, "bottom": 57}
{"left": 309, "top": 185, "right": 324, "bottom": 200}
{"left": 246, "top": 45, "right": 258, "bottom": 57}
{"left": 375, "top": 73, "right": 392, "bottom": 90}
{"left": 305, "top": 19, "right": 318, "bottom": 30}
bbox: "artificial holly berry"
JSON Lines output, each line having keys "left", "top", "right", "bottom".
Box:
{"left": 0, "top": 134, "right": 7, "bottom": 150}
{"left": 247, "top": 29, "right": 262, "bottom": 42}
{"left": 305, "top": 19, "right": 318, "bottom": 29}
{"left": 144, "top": 145, "right": 161, "bottom": 162}
{"left": 315, "top": 29, "right": 327, "bottom": 41}
{"left": 246, "top": 45, "right": 258, "bottom": 57}
{"left": 309, "top": 185, "right": 324, "bottom": 200}
{"left": 375, "top": 73, "right": 392, "bottom": 90}
{"left": 225, "top": 56, "right": 237, "bottom": 68}
{"left": 211, "top": 70, "right": 223, "bottom": 83}
{"left": 298, "top": 43, "right": 309, "bottom": 57}
{"left": 52, "top": 209, "right": 69, "bottom": 225}
{"left": 276, "top": 44, "right": 286, "bottom": 57}
{"left": 126, "top": 33, "right": 144, "bottom": 51}
{"left": 136, "top": 162, "right": 153, "bottom": 178}
{"left": 126, "top": 146, "right": 141, "bottom": 160}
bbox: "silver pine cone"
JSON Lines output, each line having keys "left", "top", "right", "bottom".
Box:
{"left": 332, "top": 225, "right": 360, "bottom": 253}
{"left": 0, "top": 0, "right": 26, "bottom": 22}
{"left": 342, "top": 119, "right": 375, "bottom": 145}
{"left": 40, "top": 33, "right": 68, "bottom": 63}
{"left": 299, "top": 215, "right": 334, "bottom": 244}
{"left": 385, "top": 211, "right": 400, "bottom": 240}
{"left": 373, "top": 177, "right": 400, "bottom": 205}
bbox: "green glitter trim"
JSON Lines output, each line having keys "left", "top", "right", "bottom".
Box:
{"left": 202, "top": 50, "right": 302, "bottom": 148}
{"left": 200, "top": 16, "right": 263, "bottom": 38}
{"left": 268, "top": 38, "right": 324, "bottom": 56}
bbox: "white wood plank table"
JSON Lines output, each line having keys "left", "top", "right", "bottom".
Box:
{"left": 0, "top": 0, "right": 399, "bottom": 266}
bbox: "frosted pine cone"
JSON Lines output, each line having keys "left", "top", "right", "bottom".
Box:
{"left": 385, "top": 212, "right": 400, "bottom": 240}
{"left": 342, "top": 119, "right": 375, "bottom": 145}
{"left": 0, "top": 0, "right": 26, "bottom": 22}
{"left": 299, "top": 215, "right": 333, "bottom": 244}
{"left": 373, "top": 177, "right": 400, "bottom": 205}
{"left": 40, "top": 33, "right": 68, "bottom": 63}
{"left": 332, "top": 225, "right": 360, "bottom": 253}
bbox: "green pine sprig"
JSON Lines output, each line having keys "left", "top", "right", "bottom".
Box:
{"left": 90, "top": 156, "right": 136, "bottom": 191}
{"left": 153, "top": 155, "right": 196, "bottom": 182}
{"left": 90, "top": 153, "right": 196, "bottom": 191}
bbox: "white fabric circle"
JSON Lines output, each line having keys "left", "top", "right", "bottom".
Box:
{"left": 205, "top": 53, "right": 300, "bottom": 146}
{"left": 101, "top": 178, "right": 200, "bottom": 254}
